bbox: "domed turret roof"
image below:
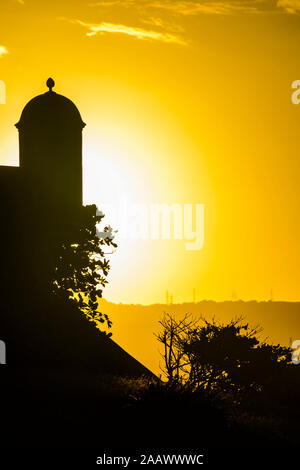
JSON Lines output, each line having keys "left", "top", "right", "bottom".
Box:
{"left": 16, "top": 78, "right": 85, "bottom": 130}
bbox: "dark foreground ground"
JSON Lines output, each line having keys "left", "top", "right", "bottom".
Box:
{"left": 0, "top": 367, "right": 298, "bottom": 468}
{"left": 0, "top": 298, "right": 298, "bottom": 467}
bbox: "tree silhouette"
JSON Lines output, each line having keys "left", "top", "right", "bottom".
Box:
{"left": 156, "top": 313, "right": 197, "bottom": 383}
{"left": 157, "top": 314, "right": 291, "bottom": 397}
{"left": 52, "top": 204, "right": 117, "bottom": 333}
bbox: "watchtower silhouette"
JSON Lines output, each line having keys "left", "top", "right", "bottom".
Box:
{"left": 0, "top": 79, "right": 86, "bottom": 298}
{"left": 15, "top": 78, "right": 84, "bottom": 212}
{"left": 0, "top": 79, "right": 153, "bottom": 377}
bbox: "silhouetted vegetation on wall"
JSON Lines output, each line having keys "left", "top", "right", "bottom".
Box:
{"left": 53, "top": 204, "right": 117, "bottom": 334}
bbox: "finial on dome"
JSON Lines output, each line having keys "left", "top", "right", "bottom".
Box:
{"left": 46, "top": 78, "right": 55, "bottom": 92}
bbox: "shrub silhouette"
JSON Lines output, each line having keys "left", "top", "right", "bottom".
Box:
{"left": 155, "top": 313, "right": 300, "bottom": 448}
{"left": 157, "top": 314, "right": 291, "bottom": 399}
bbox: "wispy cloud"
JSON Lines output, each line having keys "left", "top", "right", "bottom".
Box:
{"left": 71, "top": 19, "right": 187, "bottom": 45}
{"left": 69, "top": 1, "right": 300, "bottom": 52}
{"left": 141, "top": 15, "right": 184, "bottom": 32}
{"left": 277, "top": 0, "right": 300, "bottom": 13}
{"left": 148, "top": 1, "right": 261, "bottom": 16}
{"left": 90, "top": 0, "right": 300, "bottom": 16}
{"left": 0, "top": 46, "right": 8, "bottom": 58}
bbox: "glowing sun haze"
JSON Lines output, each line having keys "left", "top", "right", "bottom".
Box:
{"left": 0, "top": 0, "right": 300, "bottom": 304}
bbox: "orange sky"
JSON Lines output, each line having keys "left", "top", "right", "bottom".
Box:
{"left": 0, "top": 0, "right": 300, "bottom": 304}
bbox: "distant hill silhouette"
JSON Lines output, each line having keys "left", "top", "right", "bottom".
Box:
{"left": 99, "top": 299, "right": 300, "bottom": 375}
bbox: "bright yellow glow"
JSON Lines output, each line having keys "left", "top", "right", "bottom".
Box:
{"left": 0, "top": 0, "right": 299, "bottom": 307}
